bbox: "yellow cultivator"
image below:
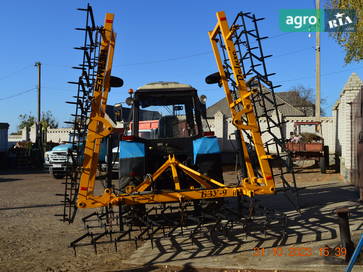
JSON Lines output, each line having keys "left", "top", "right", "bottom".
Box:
{"left": 59, "top": 6, "right": 298, "bottom": 253}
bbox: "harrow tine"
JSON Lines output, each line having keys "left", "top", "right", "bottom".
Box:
{"left": 74, "top": 46, "right": 88, "bottom": 50}
{"left": 60, "top": 8, "right": 297, "bottom": 255}
{"left": 88, "top": 6, "right": 96, "bottom": 29}
{"left": 66, "top": 199, "right": 289, "bottom": 254}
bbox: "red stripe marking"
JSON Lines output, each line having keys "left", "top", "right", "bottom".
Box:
{"left": 80, "top": 187, "right": 88, "bottom": 191}
{"left": 220, "top": 17, "right": 226, "bottom": 21}
{"left": 106, "top": 19, "right": 113, "bottom": 23}
{"left": 266, "top": 176, "right": 273, "bottom": 180}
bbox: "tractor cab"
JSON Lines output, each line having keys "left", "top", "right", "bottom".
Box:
{"left": 132, "top": 82, "right": 204, "bottom": 140}
{"left": 118, "top": 82, "right": 223, "bottom": 190}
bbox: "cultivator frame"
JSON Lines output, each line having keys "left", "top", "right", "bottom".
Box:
{"left": 207, "top": 11, "right": 299, "bottom": 207}
{"left": 208, "top": 11, "right": 276, "bottom": 194}
{"left": 76, "top": 11, "right": 116, "bottom": 209}
{"left": 59, "top": 7, "right": 298, "bottom": 253}
{"left": 58, "top": 5, "right": 115, "bottom": 222}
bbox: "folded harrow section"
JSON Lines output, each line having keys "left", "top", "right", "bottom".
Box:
{"left": 208, "top": 11, "right": 299, "bottom": 209}
{"left": 57, "top": 8, "right": 298, "bottom": 253}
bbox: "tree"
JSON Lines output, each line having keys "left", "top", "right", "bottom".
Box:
{"left": 278, "top": 85, "right": 326, "bottom": 116}
{"left": 17, "top": 111, "right": 58, "bottom": 132}
{"left": 40, "top": 111, "right": 58, "bottom": 130}
{"left": 326, "top": 0, "right": 363, "bottom": 64}
{"left": 17, "top": 113, "right": 36, "bottom": 131}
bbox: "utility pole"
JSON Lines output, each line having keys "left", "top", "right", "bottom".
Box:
{"left": 35, "top": 62, "right": 41, "bottom": 125}
{"left": 315, "top": 0, "right": 321, "bottom": 120}
{"left": 34, "top": 62, "right": 43, "bottom": 164}
{"left": 34, "top": 61, "right": 43, "bottom": 153}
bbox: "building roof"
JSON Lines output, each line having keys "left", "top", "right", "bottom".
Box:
{"left": 332, "top": 73, "right": 362, "bottom": 111}
{"left": 0, "top": 123, "right": 9, "bottom": 129}
{"left": 341, "top": 73, "right": 363, "bottom": 95}
{"left": 207, "top": 84, "right": 305, "bottom": 118}
{"left": 138, "top": 81, "right": 194, "bottom": 90}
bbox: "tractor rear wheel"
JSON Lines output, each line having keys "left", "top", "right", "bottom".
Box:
{"left": 320, "top": 157, "right": 326, "bottom": 173}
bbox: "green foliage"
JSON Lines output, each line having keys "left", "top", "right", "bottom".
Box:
{"left": 17, "top": 113, "right": 35, "bottom": 131}
{"left": 17, "top": 111, "right": 58, "bottom": 132}
{"left": 326, "top": 0, "right": 363, "bottom": 64}
{"left": 40, "top": 111, "right": 58, "bottom": 130}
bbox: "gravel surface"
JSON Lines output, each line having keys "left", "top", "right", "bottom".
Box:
{"left": 0, "top": 167, "right": 360, "bottom": 272}
{"left": 0, "top": 171, "right": 140, "bottom": 272}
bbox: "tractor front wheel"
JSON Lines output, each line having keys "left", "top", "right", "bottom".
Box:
{"left": 52, "top": 172, "right": 65, "bottom": 179}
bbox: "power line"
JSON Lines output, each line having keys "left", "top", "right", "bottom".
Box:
{"left": 0, "top": 87, "right": 36, "bottom": 101}
{"left": 273, "top": 47, "right": 312, "bottom": 58}
{"left": 0, "top": 65, "right": 33, "bottom": 81}
{"left": 276, "top": 66, "right": 363, "bottom": 84}
{"left": 43, "top": 34, "right": 306, "bottom": 69}
{"left": 42, "top": 86, "right": 73, "bottom": 92}
{"left": 112, "top": 46, "right": 311, "bottom": 67}
{"left": 268, "top": 32, "right": 296, "bottom": 39}
{"left": 114, "top": 51, "right": 211, "bottom": 67}
{"left": 42, "top": 63, "right": 71, "bottom": 68}
{"left": 40, "top": 30, "right": 298, "bottom": 70}
{"left": 204, "top": 66, "right": 362, "bottom": 93}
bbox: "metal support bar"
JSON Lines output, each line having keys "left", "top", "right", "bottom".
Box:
{"left": 208, "top": 11, "right": 275, "bottom": 195}
{"left": 77, "top": 13, "right": 116, "bottom": 209}
{"left": 336, "top": 208, "right": 355, "bottom": 262}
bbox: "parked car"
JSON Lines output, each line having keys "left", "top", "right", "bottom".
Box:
{"left": 45, "top": 137, "right": 107, "bottom": 179}
{"left": 45, "top": 143, "right": 73, "bottom": 179}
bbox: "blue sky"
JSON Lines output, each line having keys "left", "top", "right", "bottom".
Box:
{"left": 1, "top": 0, "right": 361, "bottom": 133}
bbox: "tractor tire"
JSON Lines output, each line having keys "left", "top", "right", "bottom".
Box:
{"left": 320, "top": 145, "right": 329, "bottom": 174}
{"left": 334, "top": 154, "right": 340, "bottom": 173}
{"left": 320, "top": 157, "right": 326, "bottom": 174}
{"left": 286, "top": 156, "right": 293, "bottom": 173}
{"left": 53, "top": 172, "right": 65, "bottom": 179}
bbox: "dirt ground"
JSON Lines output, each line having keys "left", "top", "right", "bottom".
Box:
{"left": 0, "top": 166, "right": 362, "bottom": 272}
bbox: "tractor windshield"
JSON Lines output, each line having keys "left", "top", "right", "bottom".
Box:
{"left": 133, "top": 89, "right": 202, "bottom": 139}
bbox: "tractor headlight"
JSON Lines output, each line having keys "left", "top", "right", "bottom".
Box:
{"left": 125, "top": 97, "right": 134, "bottom": 106}
{"left": 45, "top": 152, "right": 49, "bottom": 162}
{"left": 200, "top": 95, "right": 207, "bottom": 104}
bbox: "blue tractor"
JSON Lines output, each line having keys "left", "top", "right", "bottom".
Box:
{"left": 118, "top": 81, "right": 224, "bottom": 192}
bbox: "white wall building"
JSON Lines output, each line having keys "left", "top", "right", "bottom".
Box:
{"left": 8, "top": 125, "right": 72, "bottom": 146}
{"left": 46, "top": 127, "right": 73, "bottom": 143}
{"left": 206, "top": 73, "right": 363, "bottom": 191}
{"left": 333, "top": 73, "right": 363, "bottom": 188}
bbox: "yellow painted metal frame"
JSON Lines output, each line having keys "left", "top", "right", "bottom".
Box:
{"left": 77, "top": 13, "right": 116, "bottom": 209}
{"left": 78, "top": 154, "right": 274, "bottom": 208}
{"left": 76, "top": 11, "right": 275, "bottom": 209}
{"left": 207, "top": 11, "right": 275, "bottom": 194}
{"left": 78, "top": 154, "right": 275, "bottom": 208}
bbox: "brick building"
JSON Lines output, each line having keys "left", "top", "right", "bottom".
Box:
{"left": 206, "top": 73, "right": 363, "bottom": 198}
{"left": 333, "top": 73, "right": 363, "bottom": 197}
{"left": 206, "top": 84, "right": 335, "bottom": 159}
